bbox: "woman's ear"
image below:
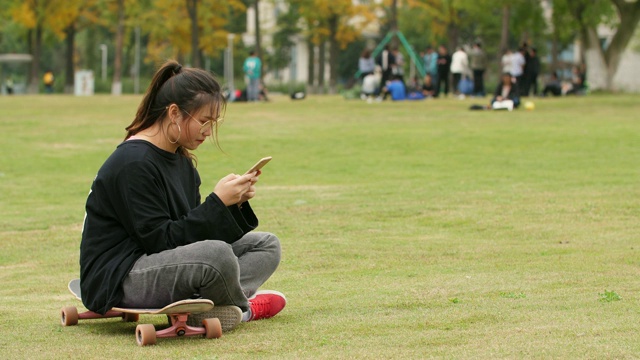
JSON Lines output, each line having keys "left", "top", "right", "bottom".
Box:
{"left": 166, "top": 103, "right": 181, "bottom": 122}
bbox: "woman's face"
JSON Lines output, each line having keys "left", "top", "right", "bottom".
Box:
{"left": 178, "top": 103, "right": 221, "bottom": 151}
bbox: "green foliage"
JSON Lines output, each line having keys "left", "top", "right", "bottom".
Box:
{"left": 398, "top": 5, "right": 436, "bottom": 50}
{"left": 599, "top": 290, "right": 622, "bottom": 302}
{"left": 271, "top": 3, "right": 302, "bottom": 72}
{"left": 500, "top": 292, "right": 527, "bottom": 299}
{"left": 337, "top": 38, "right": 367, "bottom": 82}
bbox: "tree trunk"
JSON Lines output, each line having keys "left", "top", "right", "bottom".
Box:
{"left": 328, "top": 15, "right": 339, "bottom": 94}
{"left": 28, "top": 24, "right": 42, "bottom": 93}
{"left": 111, "top": 0, "right": 125, "bottom": 95}
{"left": 64, "top": 25, "right": 75, "bottom": 94}
{"left": 389, "top": 0, "right": 398, "bottom": 48}
{"left": 446, "top": 5, "right": 459, "bottom": 51}
{"left": 318, "top": 40, "right": 326, "bottom": 94}
{"left": 447, "top": 22, "right": 459, "bottom": 52}
{"left": 85, "top": 27, "right": 96, "bottom": 73}
{"left": 550, "top": 30, "right": 559, "bottom": 73}
{"left": 186, "top": 0, "right": 201, "bottom": 68}
{"left": 582, "top": 27, "right": 610, "bottom": 90}
{"left": 254, "top": 0, "right": 263, "bottom": 82}
{"left": 498, "top": 5, "right": 510, "bottom": 59}
{"left": 605, "top": 0, "right": 640, "bottom": 89}
{"left": 307, "top": 40, "right": 315, "bottom": 93}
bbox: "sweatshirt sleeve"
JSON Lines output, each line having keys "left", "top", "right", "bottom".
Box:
{"left": 112, "top": 160, "right": 256, "bottom": 255}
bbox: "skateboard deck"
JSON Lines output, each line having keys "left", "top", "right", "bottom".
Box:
{"left": 62, "top": 279, "right": 222, "bottom": 346}
{"left": 68, "top": 279, "right": 215, "bottom": 314}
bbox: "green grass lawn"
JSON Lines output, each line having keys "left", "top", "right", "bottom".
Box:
{"left": 1, "top": 93, "right": 639, "bottom": 359}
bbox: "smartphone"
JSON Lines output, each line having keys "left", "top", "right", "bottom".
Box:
{"left": 245, "top": 156, "right": 272, "bottom": 175}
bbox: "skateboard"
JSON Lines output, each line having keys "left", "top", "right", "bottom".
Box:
{"left": 61, "top": 279, "right": 222, "bottom": 346}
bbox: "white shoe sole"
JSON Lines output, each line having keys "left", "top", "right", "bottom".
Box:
{"left": 250, "top": 290, "right": 287, "bottom": 302}
{"left": 187, "top": 305, "right": 242, "bottom": 332}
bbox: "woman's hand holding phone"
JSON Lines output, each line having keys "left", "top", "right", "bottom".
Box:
{"left": 213, "top": 173, "right": 256, "bottom": 206}
{"left": 214, "top": 157, "right": 270, "bottom": 206}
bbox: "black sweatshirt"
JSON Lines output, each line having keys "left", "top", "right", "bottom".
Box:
{"left": 80, "top": 140, "right": 257, "bottom": 314}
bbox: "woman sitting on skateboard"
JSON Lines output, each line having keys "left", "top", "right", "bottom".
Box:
{"left": 79, "top": 60, "right": 286, "bottom": 331}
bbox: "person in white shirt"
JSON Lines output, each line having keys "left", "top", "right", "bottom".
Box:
{"left": 510, "top": 48, "right": 526, "bottom": 93}
{"left": 501, "top": 49, "right": 513, "bottom": 75}
{"left": 450, "top": 46, "right": 469, "bottom": 95}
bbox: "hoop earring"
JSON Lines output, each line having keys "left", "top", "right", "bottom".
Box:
{"left": 167, "top": 121, "right": 181, "bottom": 144}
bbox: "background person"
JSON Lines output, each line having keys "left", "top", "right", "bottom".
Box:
{"left": 542, "top": 72, "right": 562, "bottom": 97}
{"left": 361, "top": 66, "right": 381, "bottom": 100}
{"left": 379, "top": 74, "right": 406, "bottom": 101}
{"left": 565, "top": 65, "right": 587, "bottom": 95}
{"left": 436, "top": 45, "right": 451, "bottom": 97}
{"left": 469, "top": 42, "right": 487, "bottom": 96}
{"left": 491, "top": 72, "right": 520, "bottom": 110}
{"left": 376, "top": 45, "right": 396, "bottom": 94}
{"left": 450, "top": 46, "right": 469, "bottom": 96}
{"left": 5, "top": 76, "right": 14, "bottom": 95}
{"left": 423, "top": 46, "right": 439, "bottom": 87}
{"left": 501, "top": 49, "right": 513, "bottom": 75}
{"left": 511, "top": 47, "right": 526, "bottom": 95}
{"left": 358, "top": 49, "right": 375, "bottom": 79}
{"left": 421, "top": 74, "right": 436, "bottom": 98}
{"left": 243, "top": 51, "right": 262, "bottom": 102}
{"left": 80, "top": 60, "right": 286, "bottom": 333}
{"left": 526, "top": 47, "right": 540, "bottom": 96}
{"left": 391, "top": 47, "right": 405, "bottom": 83}
{"left": 43, "top": 70, "right": 55, "bottom": 93}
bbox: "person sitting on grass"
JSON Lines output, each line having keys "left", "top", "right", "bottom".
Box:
{"left": 541, "top": 72, "right": 562, "bottom": 97}
{"left": 491, "top": 72, "right": 520, "bottom": 110}
{"left": 422, "top": 74, "right": 436, "bottom": 98}
{"left": 79, "top": 60, "right": 286, "bottom": 332}
{"left": 565, "top": 65, "right": 587, "bottom": 96}
{"left": 378, "top": 74, "right": 406, "bottom": 101}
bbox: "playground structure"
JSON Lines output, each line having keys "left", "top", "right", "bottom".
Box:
{"left": 354, "top": 31, "right": 426, "bottom": 80}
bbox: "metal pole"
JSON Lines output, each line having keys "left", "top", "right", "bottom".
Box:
{"left": 134, "top": 27, "right": 140, "bottom": 94}
{"left": 289, "top": 38, "right": 297, "bottom": 94}
{"left": 100, "top": 44, "right": 108, "bottom": 81}
{"left": 227, "top": 33, "right": 235, "bottom": 101}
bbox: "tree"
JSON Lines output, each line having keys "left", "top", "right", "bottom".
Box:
{"left": 556, "top": 0, "right": 640, "bottom": 90}
{"left": 142, "top": 0, "right": 244, "bottom": 67}
{"left": 297, "top": 0, "right": 376, "bottom": 93}
{"left": 272, "top": 2, "right": 302, "bottom": 75}
{"left": 40, "top": 0, "right": 100, "bottom": 94}
{"left": 186, "top": 0, "right": 201, "bottom": 68}
{"left": 7, "top": 0, "right": 103, "bottom": 93}
{"left": 9, "top": 0, "right": 48, "bottom": 93}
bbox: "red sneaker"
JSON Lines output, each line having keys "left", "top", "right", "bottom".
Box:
{"left": 248, "top": 290, "right": 287, "bottom": 321}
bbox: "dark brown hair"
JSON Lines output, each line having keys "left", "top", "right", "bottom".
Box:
{"left": 125, "top": 60, "right": 226, "bottom": 160}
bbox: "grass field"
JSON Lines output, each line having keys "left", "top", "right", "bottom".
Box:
{"left": 1, "top": 93, "right": 639, "bottom": 359}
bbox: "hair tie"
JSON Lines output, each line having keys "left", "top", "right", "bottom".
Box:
{"left": 173, "top": 64, "right": 183, "bottom": 75}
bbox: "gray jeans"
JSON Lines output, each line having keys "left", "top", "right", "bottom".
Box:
{"left": 247, "top": 78, "right": 260, "bottom": 101}
{"left": 119, "top": 232, "right": 280, "bottom": 312}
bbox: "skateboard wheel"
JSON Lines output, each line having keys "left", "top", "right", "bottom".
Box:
{"left": 61, "top": 306, "right": 78, "bottom": 326}
{"left": 122, "top": 313, "right": 139, "bottom": 322}
{"left": 136, "top": 324, "right": 156, "bottom": 346}
{"left": 203, "top": 318, "right": 222, "bottom": 339}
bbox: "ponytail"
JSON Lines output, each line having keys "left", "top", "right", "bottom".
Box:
{"left": 125, "top": 61, "right": 183, "bottom": 139}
